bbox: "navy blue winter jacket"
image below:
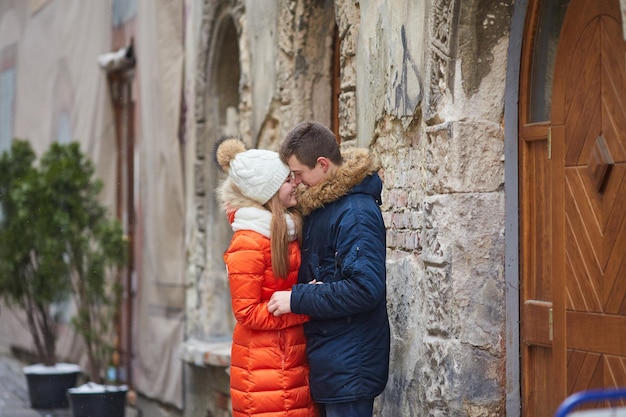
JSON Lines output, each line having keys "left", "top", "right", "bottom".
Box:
{"left": 290, "top": 148, "right": 390, "bottom": 403}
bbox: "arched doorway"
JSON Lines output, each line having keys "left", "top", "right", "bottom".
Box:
{"left": 519, "top": 0, "right": 626, "bottom": 415}
{"left": 189, "top": 8, "right": 240, "bottom": 343}
{"left": 201, "top": 11, "right": 239, "bottom": 339}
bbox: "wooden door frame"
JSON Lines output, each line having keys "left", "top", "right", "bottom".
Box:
{"left": 107, "top": 63, "right": 136, "bottom": 387}
{"left": 504, "top": 1, "right": 528, "bottom": 416}
{"left": 517, "top": 0, "right": 565, "bottom": 413}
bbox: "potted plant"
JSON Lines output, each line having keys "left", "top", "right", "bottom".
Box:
{"left": 0, "top": 140, "right": 128, "bottom": 414}
{"left": 0, "top": 140, "right": 81, "bottom": 408}
{"left": 28, "top": 141, "right": 128, "bottom": 417}
{"left": 64, "top": 162, "right": 129, "bottom": 417}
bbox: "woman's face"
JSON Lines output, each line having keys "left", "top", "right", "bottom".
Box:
{"left": 278, "top": 173, "right": 297, "bottom": 208}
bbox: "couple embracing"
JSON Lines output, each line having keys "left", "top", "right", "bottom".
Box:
{"left": 215, "top": 121, "right": 390, "bottom": 417}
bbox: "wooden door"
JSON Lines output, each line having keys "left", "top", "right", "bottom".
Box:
{"left": 520, "top": 0, "right": 626, "bottom": 415}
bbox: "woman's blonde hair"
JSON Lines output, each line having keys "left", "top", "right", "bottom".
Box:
{"left": 264, "top": 194, "right": 302, "bottom": 278}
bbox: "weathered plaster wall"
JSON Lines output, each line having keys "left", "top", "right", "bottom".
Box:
{"left": 252, "top": 0, "right": 336, "bottom": 149}
{"left": 334, "top": 1, "right": 360, "bottom": 143}
{"left": 245, "top": 0, "right": 278, "bottom": 140}
{"left": 354, "top": 0, "right": 513, "bottom": 415}
{"left": 356, "top": 0, "right": 427, "bottom": 144}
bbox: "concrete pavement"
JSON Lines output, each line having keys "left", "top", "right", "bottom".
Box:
{"left": 0, "top": 346, "right": 142, "bottom": 417}
{"left": 0, "top": 346, "right": 70, "bottom": 417}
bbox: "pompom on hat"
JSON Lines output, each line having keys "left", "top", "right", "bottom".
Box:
{"left": 214, "top": 136, "right": 291, "bottom": 205}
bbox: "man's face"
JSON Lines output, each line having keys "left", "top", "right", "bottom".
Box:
{"left": 287, "top": 155, "right": 326, "bottom": 187}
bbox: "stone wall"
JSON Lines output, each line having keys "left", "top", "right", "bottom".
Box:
{"left": 183, "top": 0, "right": 515, "bottom": 416}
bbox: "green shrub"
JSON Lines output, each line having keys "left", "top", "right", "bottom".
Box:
{"left": 0, "top": 140, "right": 127, "bottom": 382}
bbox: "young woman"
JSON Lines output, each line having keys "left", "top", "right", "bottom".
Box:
{"left": 214, "top": 136, "right": 317, "bottom": 417}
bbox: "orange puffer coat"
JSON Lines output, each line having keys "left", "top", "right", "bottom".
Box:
{"left": 224, "top": 209, "right": 317, "bottom": 417}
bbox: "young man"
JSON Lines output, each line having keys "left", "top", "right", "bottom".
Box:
{"left": 268, "top": 121, "right": 390, "bottom": 417}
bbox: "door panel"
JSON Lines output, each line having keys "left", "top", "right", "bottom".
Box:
{"left": 519, "top": 1, "right": 560, "bottom": 415}
{"left": 554, "top": 0, "right": 626, "bottom": 407}
{"left": 520, "top": 0, "right": 626, "bottom": 415}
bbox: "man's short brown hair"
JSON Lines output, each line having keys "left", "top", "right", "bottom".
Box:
{"left": 279, "top": 121, "right": 342, "bottom": 168}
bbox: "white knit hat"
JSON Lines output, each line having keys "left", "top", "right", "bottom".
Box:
{"left": 228, "top": 148, "right": 290, "bottom": 205}
{"left": 214, "top": 136, "right": 291, "bottom": 205}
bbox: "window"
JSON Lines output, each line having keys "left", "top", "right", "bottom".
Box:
{"left": 528, "top": 0, "right": 570, "bottom": 122}
{"left": 112, "top": 0, "right": 137, "bottom": 27}
{"left": 56, "top": 111, "right": 72, "bottom": 144}
{"left": 0, "top": 44, "right": 16, "bottom": 154}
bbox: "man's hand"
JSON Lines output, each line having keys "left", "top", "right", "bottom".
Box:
{"left": 268, "top": 291, "right": 292, "bottom": 316}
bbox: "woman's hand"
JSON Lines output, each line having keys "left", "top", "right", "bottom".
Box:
{"left": 268, "top": 291, "right": 292, "bottom": 316}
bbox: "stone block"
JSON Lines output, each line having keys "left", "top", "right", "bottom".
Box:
{"left": 424, "top": 121, "right": 504, "bottom": 194}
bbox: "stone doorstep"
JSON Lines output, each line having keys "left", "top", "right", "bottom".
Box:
{"left": 179, "top": 339, "right": 231, "bottom": 368}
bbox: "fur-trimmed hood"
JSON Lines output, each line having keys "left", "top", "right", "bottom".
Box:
{"left": 296, "top": 147, "right": 381, "bottom": 216}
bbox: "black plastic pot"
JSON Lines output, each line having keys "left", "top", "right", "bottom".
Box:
{"left": 23, "top": 365, "right": 80, "bottom": 409}
{"left": 67, "top": 385, "right": 127, "bottom": 417}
